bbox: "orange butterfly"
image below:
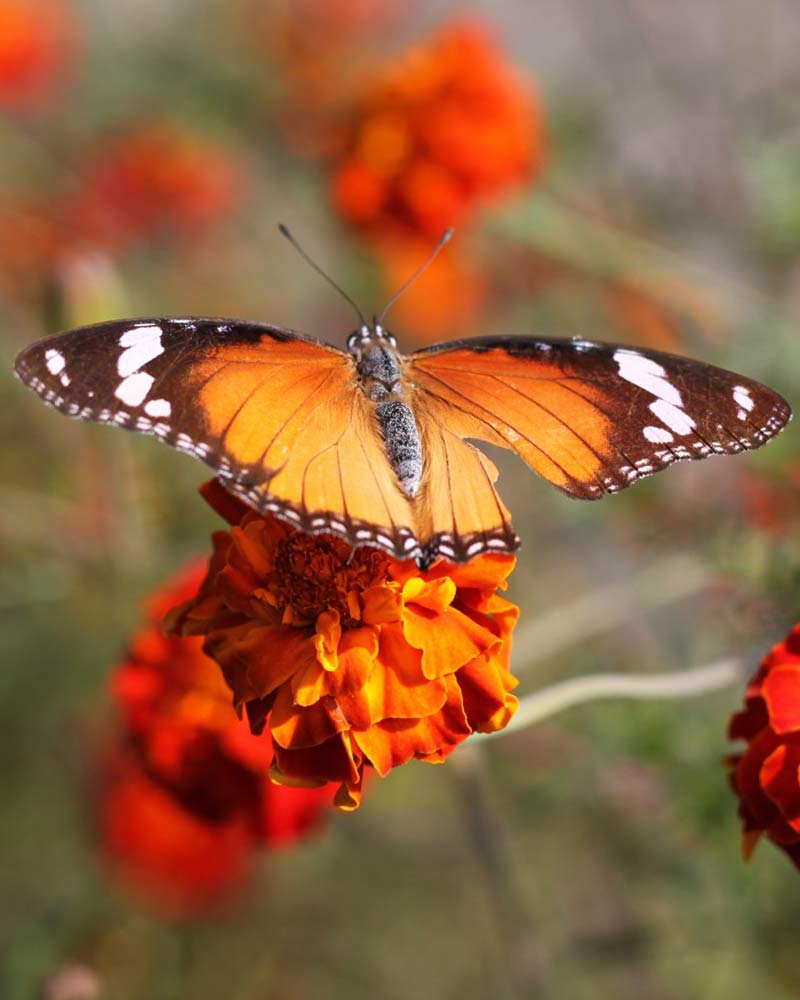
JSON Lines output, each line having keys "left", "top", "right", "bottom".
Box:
{"left": 13, "top": 309, "right": 791, "bottom": 567}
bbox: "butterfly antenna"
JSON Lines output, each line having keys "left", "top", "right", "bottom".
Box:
{"left": 376, "top": 228, "right": 454, "bottom": 327}
{"left": 278, "top": 224, "right": 367, "bottom": 327}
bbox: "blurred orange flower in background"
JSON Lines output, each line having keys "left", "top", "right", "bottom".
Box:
{"left": 372, "top": 234, "right": 488, "bottom": 343}
{"left": 252, "top": 0, "right": 403, "bottom": 157}
{"left": 330, "top": 18, "right": 545, "bottom": 239}
{"left": 99, "top": 561, "right": 335, "bottom": 916}
{"left": 728, "top": 624, "right": 800, "bottom": 870}
{"left": 0, "top": 0, "right": 80, "bottom": 112}
{"left": 171, "top": 481, "right": 519, "bottom": 811}
{"left": 67, "top": 121, "right": 243, "bottom": 252}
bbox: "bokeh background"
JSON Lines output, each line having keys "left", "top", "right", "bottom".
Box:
{"left": 2, "top": 1, "right": 800, "bottom": 998}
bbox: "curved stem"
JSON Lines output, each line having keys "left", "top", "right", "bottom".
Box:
{"left": 477, "top": 656, "right": 750, "bottom": 741}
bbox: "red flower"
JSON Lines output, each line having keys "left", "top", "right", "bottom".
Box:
{"left": 0, "top": 0, "right": 80, "bottom": 112}
{"left": 99, "top": 561, "right": 335, "bottom": 915}
{"left": 170, "top": 481, "right": 519, "bottom": 811}
{"left": 728, "top": 624, "right": 800, "bottom": 869}
{"left": 67, "top": 122, "right": 243, "bottom": 252}
{"left": 330, "top": 18, "right": 545, "bottom": 239}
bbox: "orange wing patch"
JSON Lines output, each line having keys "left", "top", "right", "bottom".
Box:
{"left": 415, "top": 392, "right": 517, "bottom": 561}
{"left": 410, "top": 346, "right": 614, "bottom": 498}
{"left": 191, "top": 340, "right": 351, "bottom": 476}
{"left": 223, "top": 385, "right": 420, "bottom": 558}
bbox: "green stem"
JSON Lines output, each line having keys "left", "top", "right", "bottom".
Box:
{"left": 478, "top": 656, "right": 749, "bottom": 741}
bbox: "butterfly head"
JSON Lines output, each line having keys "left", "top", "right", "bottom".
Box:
{"left": 346, "top": 323, "right": 397, "bottom": 360}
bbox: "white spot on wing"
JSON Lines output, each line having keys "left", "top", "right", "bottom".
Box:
{"left": 643, "top": 425, "right": 674, "bottom": 444}
{"left": 45, "top": 349, "right": 66, "bottom": 375}
{"left": 649, "top": 398, "right": 696, "bottom": 436}
{"left": 144, "top": 398, "right": 171, "bottom": 418}
{"left": 614, "top": 348, "right": 683, "bottom": 407}
{"left": 115, "top": 371, "right": 154, "bottom": 406}
{"left": 117, "top": 325, "right": 164, "bottom": 377}
{"left": 733, "top": 385, "right": 754, "bottom": 412}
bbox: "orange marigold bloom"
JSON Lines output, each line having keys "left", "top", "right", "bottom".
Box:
{"left": 67, "top": 122, "right": 242, "bottom": 252}
{"left": 100, "top": 561, "right": 335, "bottom": 915}
{"left": 170, "top": 481, "right": 519, "bottom": 810}
{"left": 728, "top": 624, "right": 800, "bottom": 870}
{"left": 330, "top": 18, "right": 545, "bottom": 238}
{"left": 0, "top": 0, "right": 80, "bottom": 111}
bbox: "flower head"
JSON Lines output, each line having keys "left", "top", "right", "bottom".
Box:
{"left": 171, "top": 481, "right": 519, "bottom": 809}
{"left": 0, "top": 0, "right": 80, "bottom": 112}
{"left": 99, "top": 561, "right": 335, "bottom": 915}
{"left": 330, "top": 18, "right": 545, "bottom": 238}
{"left": 67, "top": 121, "right": 243, "bottom": 252}
{"left": 728, "top": 624, "right": 800, "bottom": 869}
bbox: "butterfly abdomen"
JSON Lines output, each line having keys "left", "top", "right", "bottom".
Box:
{"left": 357, "top": 343, "right": 423, "bottom": 499}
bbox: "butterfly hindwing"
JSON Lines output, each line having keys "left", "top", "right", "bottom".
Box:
{"left": 409, "top": 335, "right": 791, "bottom": 502}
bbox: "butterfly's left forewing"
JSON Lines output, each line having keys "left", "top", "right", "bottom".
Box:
{"left": 409, "top": 336, "right": 791, "bottom": 502}
{"left": 14, "top": 316, "right": 425, "bottom": 559}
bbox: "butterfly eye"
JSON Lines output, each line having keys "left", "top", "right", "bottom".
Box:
{"left": 375, "top": 325, "right": 398, "bottom": 349}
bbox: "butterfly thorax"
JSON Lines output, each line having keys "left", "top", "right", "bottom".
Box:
{"left": 348, "top": 324, "right": 423, "bottom": 500}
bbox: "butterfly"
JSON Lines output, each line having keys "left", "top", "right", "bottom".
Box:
{"left": 13, "top": 315, "right": 791, "bottom": 567}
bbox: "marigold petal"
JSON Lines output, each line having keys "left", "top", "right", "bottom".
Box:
{"left": 354, "top": 675, "right": 471, "bottom": 775}
{"left": 206, "top": 622, "right": 316, "bottom": 705}
{"left": 272, "top": 731, "right": 363, "bottom": 786}
{"left": 402, "top": 600, "right": 500, "bottom": 680}
{"left": 360, "top": 582, "right": 403, "bottom": 624}
{"left": 271, "top": 687, "right": 349, "bottom": 749}
{"left": 199, "top": 479, "right": 253, "bottom": 526}
{"left": 295, "top": 626, "right": 378, "bottom": 708}
{"left": 458, "top": 652, "right": 519, "bottom": 733}
{"left": 763, "top": 664, "right": 800, "bottom": 734}
{"left": 314, "top": 609, "right": 343, "bottom": 672}
{"left": 402, "top": 575, "right": 456, "bottom": 613}
{"left": 761, "top": 740, "right": 800, "bottom": 832}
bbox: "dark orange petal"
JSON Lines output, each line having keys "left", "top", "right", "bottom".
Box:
{"left": 199, "top": 478, "right": 253, "bottom": 526}
{"left": 354, "top": 675, "right": 471, "bottom": 775}
{"left": 272, "top": 731, "right": 363, "bottom": 787}
{"left": 360, "top": 582, "right": 403, "bottom": 625}
{"left": 207, "top": 622, "right": 317, "bottom": 705}
{"left": 270, "top": 687, "right": 347, "bottom": 749}
{"left": 457, "top": 652, "right": 518, "bottom": 733}
{"left": 294, "top": 626, "right": 378, "bottom": 708}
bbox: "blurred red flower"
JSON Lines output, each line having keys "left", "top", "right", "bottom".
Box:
{"left": 170, "top": 481, "right": 519, "bottom": 811}
{"left": 67, "top": 122, "right": 243, "bottom": 252}
{"left": 99, "top": 561, "right": 335, "bottom": 916}
{"left": 728, "top": 624, "right": 800, "bottom": 869}
{"left": 0, "top": 0, "right": 80, "bottom": 112}
{"left": 330, "top": 18, "right": 545, "bottom": 239}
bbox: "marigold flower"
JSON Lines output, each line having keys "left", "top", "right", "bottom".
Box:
{"left": 67, "top": 122, "right": 242, "bottom": 252}
{"left": 728, "top": 624, "right": 800, "bottom": 869}
{"left": 170, "top": 481, "right": 519, "bottom": 810}
{"left": 99, "top": 561, "right": 335, "bottom": 915}
{"left": 330, "top": 18, "right": 545, "bottom": 238}
{"left": 0, "top": 0, "right": 80, "bottom": 111}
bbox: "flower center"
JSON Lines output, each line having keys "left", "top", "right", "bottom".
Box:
{"left": 271, "top": 532, "right": 391, "bottom": 628}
